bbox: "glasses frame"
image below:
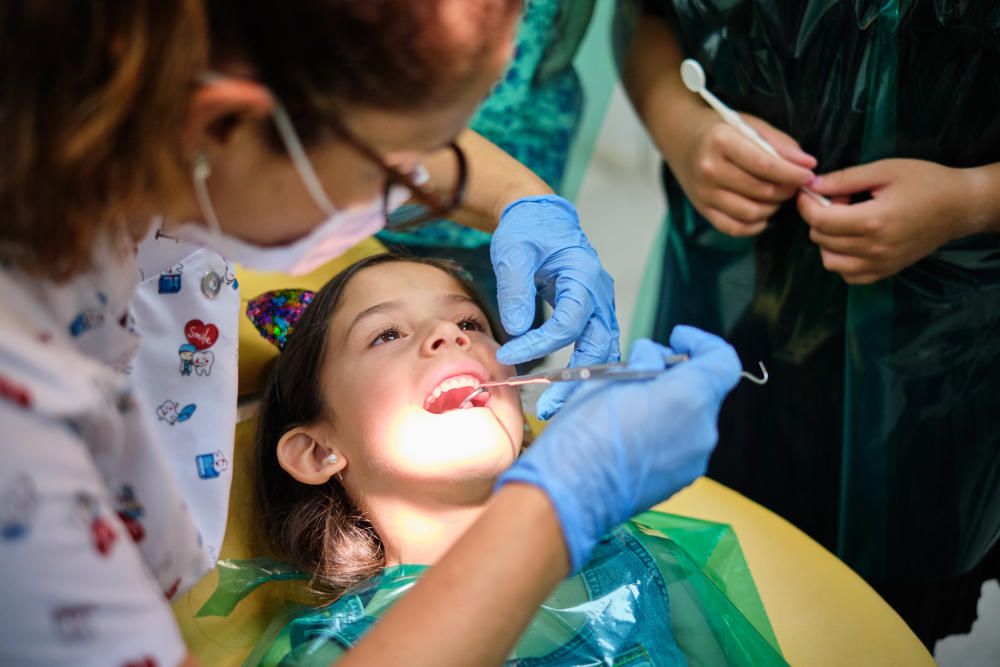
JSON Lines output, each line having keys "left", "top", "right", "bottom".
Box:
{"left": 327, "top": 115, "right": 469, "bottom": 230}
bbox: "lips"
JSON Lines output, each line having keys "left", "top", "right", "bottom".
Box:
{"left": 422, "top": 364, "right": 491, "bottom": 414}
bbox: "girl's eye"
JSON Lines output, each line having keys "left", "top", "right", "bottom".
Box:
{"left": 371, "top": 326, "right": 403, "bottom": 347}
{"left": 457, "top": 317, "right": 487, "bottom": 333}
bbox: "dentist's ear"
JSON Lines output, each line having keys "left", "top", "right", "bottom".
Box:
{"left": 277, "top": 427, "right": 347, "bottom": 485}
{"left": 182, "top": 75, "right": 273, "bottom": 156}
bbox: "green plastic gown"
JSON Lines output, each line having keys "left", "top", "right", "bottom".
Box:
{"left": 198, "top": 513, "right": 786, "bottom": 666}
{"left": 633, "top": 0, "right": 1000, "bottom": 592}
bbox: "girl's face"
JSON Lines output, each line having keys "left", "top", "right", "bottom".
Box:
{"left": 319, "top": 262, "right": 523, "bottom": 498}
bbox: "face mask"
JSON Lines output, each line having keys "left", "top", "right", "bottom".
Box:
{"left": 177, "top": 90, "right": 407, "bottom": 276}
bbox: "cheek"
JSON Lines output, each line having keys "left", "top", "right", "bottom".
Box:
{"left": 491, "top": 386, "right": 525, "bottom": 450}
{"left": 327, "top": 359, "right": 411, "bottom": 447}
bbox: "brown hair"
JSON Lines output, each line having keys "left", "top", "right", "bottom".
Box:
{"left": 0, "top": 0, "right": 521, "bottom": 279}
{"left": 0, "top": 1, "right": 208, "bottom": 280}
{"left": 208, "top": 0, "right": 523, "bottom": 146}
{"left": 254, "top": 253, "right": 506, "bottom": 597}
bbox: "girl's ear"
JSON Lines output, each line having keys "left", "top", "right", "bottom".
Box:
{"left": 276, "top": 427, "right": 347, "bottom": 485}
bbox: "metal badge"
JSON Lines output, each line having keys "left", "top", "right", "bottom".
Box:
{"left": 201, "top": 271, "right": 222, "bottom": 299}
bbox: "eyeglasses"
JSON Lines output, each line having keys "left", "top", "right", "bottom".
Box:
{"left": 326, "top": 115, "right": 469, "bottom": 231}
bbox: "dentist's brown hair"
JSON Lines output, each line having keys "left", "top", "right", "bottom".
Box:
{"left": 0, "top": 0, "right": 521, "bottom": 280}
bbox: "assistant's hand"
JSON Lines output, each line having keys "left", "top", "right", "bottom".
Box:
{"left": 799, "top": 159, "right": 985, "bottom": 285}
{"left": 496, "top": 327, "right": 741, "bottom": 572}
{"left": 667, "top": 109, "right": 816, "bottom": 236}
{"left": 490, "top": 194, "right": 621, "bottom": 420}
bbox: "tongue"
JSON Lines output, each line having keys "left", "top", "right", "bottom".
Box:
{"left": 427, "top": 386, "right": 482, "bottom": 414}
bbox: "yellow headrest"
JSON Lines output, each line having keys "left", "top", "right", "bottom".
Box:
{"left": 235, "top": 238, "right": 388, "bottom": 397}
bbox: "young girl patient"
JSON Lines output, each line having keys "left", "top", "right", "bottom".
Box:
{"left": 239, "top": 254, "right": 784, "bottom": 666}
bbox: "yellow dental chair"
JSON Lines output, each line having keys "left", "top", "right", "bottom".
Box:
{"left": 172, "top": 239, "right": 933, "bottom": 666}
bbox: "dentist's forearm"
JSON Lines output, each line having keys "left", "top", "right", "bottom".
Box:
{"left": 337, "top": 483, "right": 569, "bottom": 667}
{"left": 424, "top": 129, "right": 552, "bottom": 232}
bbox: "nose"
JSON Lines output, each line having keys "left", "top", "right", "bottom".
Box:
{"left": 421, "top": 320, "right": 471, "bottom": 356}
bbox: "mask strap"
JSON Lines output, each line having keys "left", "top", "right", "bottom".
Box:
{"left": 192, "top": 153, "right": 224, "bottom": 234}
{"left": 192, "top": 72, "right": 338, "bottom": 226}
{"left": 270, "top": 100, "right": 338, "bottom": 217}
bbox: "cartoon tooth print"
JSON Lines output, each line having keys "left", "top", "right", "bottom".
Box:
{"left": 195, "top": 449, "right": 229, "bottom": 480}
{"left": 74, "top": 492, "right": 117, "bottom": 557}
{"left": 178, "top": 344, "right": 196, "bottom": 376}
{"left": 164, "top": 577, "right": 182, "bottom": 601}
{"left": 193, "top": 350, "right": 215, "bottom": 376}
{"left": 1, "top": 473, "right": 38, "bottom": 542}
{"left": 224, "top": 264, "right": 239, "bottom": 290}
{"left": 115, "top": 484, "right": 145, "bottom": 544}
{"left": 68, "top": 309, "right": 105, "bottom": 337}
{"left": 68, "top": 291, "right": 108, "bottom": 337}
{"left": 158, "top": 262, "right": 184, "bottom": 294}
{"left": 121, "top": 656, "right": 159, "bottom": 667}
{"left": 156, "top": 400, "right": 196, "bottom": 425}
{"left": 180, "top": 319, "right": 219, "bottom": 377}
{"left": 0, "top": 373, "right": 31, "bottom": 409}
{"left": 52, "top": 604, "right": 96, "bottom": 643}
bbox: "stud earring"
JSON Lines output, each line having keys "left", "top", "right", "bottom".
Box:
{"left": 325, "top": 453, "right": 337, "bottom": 465}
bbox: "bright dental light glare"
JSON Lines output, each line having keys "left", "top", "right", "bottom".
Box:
{"left": 383, "top": 392, "right": 517, "bottom": 478}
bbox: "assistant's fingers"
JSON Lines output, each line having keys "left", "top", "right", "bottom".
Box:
{"left": 809, "top": 228, "right": 878, "bottom": 258}
{"left": 809, "top": 160, "right": 895, "bottom": 197}
{"left": 817, "top": 247, "right": 877, "bottom": 279}
{"left": 723, "top": 132, "right": 815, "bottom": 188}
{"left": 743, "top": 115, "right": 817, "bottom": 169}
{"left": 797, "top": 191, "right": 880, "bottom": 236}
{"left": 704, "top": 207, "right": 769, "bottom": 238}
{"left": 715, "top": 160, "right": 797, "bottom": 203}
{"left": 707, "top": 189, "right": 777, "bottom": 225}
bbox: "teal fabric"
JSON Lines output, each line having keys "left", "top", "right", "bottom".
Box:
{"left": 377, "top": 0, "right": 591, "bottom": 251}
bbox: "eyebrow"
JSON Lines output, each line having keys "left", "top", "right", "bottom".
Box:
{"left": 344, "top": 293, "right": 479, "bottom": 339}
{"left": 346, "top": 300, "right": 402, "bottom": 338}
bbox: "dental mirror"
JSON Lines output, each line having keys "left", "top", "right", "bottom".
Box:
{"left": 680, "top": 59, "right": 706, "bottom": 93}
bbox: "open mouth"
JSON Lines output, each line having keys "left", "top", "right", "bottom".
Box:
{"left": 424, "top": 375, "right": 489, "bottom": 414}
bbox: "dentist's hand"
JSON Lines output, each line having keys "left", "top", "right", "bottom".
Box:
{"left": 496, "top": 327, "right": 741, "bottom": 572}
{"left": 491, "top": 195, "right": 621, "bottom": 420}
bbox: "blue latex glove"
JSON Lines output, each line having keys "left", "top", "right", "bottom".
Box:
{"left": 490, "top": 195, "right": 620, "bottom": 420}
{"left": 496, "top": 327, "right": 741, "bottom": 572}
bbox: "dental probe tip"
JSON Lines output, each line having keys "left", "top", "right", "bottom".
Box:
{"left": 459, "top": 386, "right": 488, "bottom": 409}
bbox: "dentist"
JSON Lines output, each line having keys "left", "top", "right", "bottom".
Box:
{"left": 0, "top": 2, "right": 738, "bottom": 665}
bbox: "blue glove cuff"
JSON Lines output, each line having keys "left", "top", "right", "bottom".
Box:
{"left": 499, "top": 193, "right": 578, "bottom": 223}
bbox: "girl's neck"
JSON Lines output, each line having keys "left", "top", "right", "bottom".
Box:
{"left": 364, "top": 489, "right": 494, "bottom": 566}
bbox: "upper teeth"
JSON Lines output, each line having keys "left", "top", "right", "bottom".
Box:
{"left": 428, "top": 375, "right": 481, "bottom": 402}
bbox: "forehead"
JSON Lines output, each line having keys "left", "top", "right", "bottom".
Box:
{"left": 333, "top": 262, "right": 472, "bottom": 323}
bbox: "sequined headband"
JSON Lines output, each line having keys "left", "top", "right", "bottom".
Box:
{"left": 246, "top": 289, "right": 316, "bottom": 350}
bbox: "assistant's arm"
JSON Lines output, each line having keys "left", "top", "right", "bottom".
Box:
{"left": 423, "top": 129, "right": 553, "bottom": 232}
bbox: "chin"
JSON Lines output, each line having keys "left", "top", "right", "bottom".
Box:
{"left": 384, "top": 406, "right": 520, "bottom": 478}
